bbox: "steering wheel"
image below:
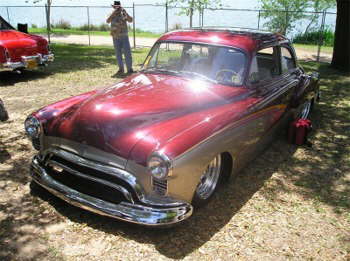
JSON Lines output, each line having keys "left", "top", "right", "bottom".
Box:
{"left": 215, "top": 69, "right": 241, "bottom": 84}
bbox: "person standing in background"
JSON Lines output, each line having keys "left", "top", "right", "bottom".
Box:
{"left": 106, "top": 1, "right": 134, "bottom": 75}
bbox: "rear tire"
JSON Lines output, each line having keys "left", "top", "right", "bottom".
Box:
{"left": 300, "top": 99, "right": 312, "bottom": 119}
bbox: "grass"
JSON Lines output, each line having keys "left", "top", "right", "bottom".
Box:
{"left": 0, "top": 44, "right": 349, "bottom": 260}
{"left": 29, "top": 27, "right": 161, "bottom": 38}
{"left": 293, "top": 43, "right": 334, "bottom": 54}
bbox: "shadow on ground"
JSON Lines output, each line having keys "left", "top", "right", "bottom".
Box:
{"left": 0, "top": 70, "right": 53, "bottom": 87}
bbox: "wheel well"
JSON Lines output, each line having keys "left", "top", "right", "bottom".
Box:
{"left": 221, "top": 152, "right": 233, "bottom": 182}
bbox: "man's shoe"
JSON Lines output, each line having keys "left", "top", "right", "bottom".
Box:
{"left": 116, "top": 69, "right": 125, "bottom": 75}
{"left": 127, "top": 69, "right": 134, "bottom": 74}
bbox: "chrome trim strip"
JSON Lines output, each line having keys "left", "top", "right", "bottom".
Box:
{"left": 44, "top": 136, "right": 127, "bottom": 169}
{"left": 46, "top": 148, "right": 146, "bottom": 202}
{"left": 48, "top": 159, "right": 135, "bottom": 204}
{"left": 253, "top": 79, "right": 299, "bottom": 109}
{"left": 31, "top": 157, "right": 193, "bottom": 226}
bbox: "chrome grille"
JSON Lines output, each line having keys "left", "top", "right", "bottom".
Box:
{"left": 152, "top": 178, "right": 168, "bottom": 196}
{"left": 43, "top": 151, "right": 138, "bottom": 205}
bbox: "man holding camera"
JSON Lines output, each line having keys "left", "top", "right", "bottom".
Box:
{"left": 107, "top": 1, "right": 134, "bottom": 75}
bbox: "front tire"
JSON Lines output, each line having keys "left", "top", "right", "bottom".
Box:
{"left": 192, "top": 154, "right": 224, "bottom": 208}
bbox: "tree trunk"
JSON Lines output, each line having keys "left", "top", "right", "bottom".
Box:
{"left": 331, "top": 0, "right": 350, "bottom": 72}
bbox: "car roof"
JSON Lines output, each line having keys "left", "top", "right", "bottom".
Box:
{"left": 158, "top": 27, "right": 289, "bottom": 53}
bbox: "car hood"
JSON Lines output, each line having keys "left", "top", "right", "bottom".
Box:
{"left": 44, "top": 73, "right": 250, "bottom": 162}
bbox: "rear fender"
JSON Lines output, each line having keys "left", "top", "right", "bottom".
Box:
{"left": 292, "top": 71, "right": 320, "bottom": 108}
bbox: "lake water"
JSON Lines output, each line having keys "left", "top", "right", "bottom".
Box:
{"left": 0, "top": 0, "right": 337, "bottom": 38}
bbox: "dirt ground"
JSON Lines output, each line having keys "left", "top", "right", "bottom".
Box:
{"left": 0, "top": 45, "right": 349, "bottom": 260}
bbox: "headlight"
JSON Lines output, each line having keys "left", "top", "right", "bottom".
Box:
{"left": 24, "top": 116, "right": 41, "bottom": 138}
{"left": 147, "top": 152, "right": 172, "bottom": 180}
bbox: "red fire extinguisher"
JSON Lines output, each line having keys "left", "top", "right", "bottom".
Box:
{"left": 288, "top": 119, "right": 312, "bottom": 145}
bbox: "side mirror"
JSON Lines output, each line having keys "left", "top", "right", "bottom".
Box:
{"left": 17, "top": 23, "right": 28, "bottom": 34}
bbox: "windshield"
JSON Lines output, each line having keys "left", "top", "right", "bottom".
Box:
{"left": 143, "top": 42, "right": 246, "bottom": 86}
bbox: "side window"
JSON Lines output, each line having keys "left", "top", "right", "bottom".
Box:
{"left": 280, "top": 46, "right": 296, "bottom": 73}
{"left": 249, "top": 47, "right": 280, "bottom": 83}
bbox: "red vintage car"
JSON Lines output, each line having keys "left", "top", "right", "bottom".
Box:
{"left": 0, "top": 16, "right": 54, "bottom": 72}
{"left": 25, "top": 28, "right": 319, "bottom": 226}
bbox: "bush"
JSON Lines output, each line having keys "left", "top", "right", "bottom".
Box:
{"left": 78, "top": 24, "right": 90, "bottom": 31}
{"left": 31, "top": 24, "right": 37, "bottom": 28}
{"left": 99, "top": 23, "right": 110, "bottom": 31}
{"left": 293, "top": 28, "right": 334, "bottom": 47}
{"left": 54, "top": 19, "right": 71, "bottom": 30}
{"left": 78, "top": 23, "right": 110, "bottom": 31}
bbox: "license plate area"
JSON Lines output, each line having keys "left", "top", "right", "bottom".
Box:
{"left": 26, "top": 59, "right": 38, "bottom": 69}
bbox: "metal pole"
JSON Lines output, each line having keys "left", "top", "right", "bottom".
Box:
{"left": 257, "top": 10, "right": 261, "bottom": 29}
{"left": 317, "top": 10, "right": 326, "bottom": 62}
{"left": 6, "top": 7, "right": 10, "bottom": 23}
{"left": 285, "top": 10, "right": 288, "bottom": 35}
{"left": 199, "top": 7, "right": 201, "bottom": 27}
{"left": 45, "top": 4, "right": 51, "bottom": 43}
{"left": 201, "top": 8, "right": 204, "bottom": 27}
{"left": 87, "top": 7, "right": 91, "bottom": 46}
{"left": 132, "top": 2, "right": 136, "bottom": 49}
{"left": 165, "top": 2, "right": 168, "bottom": 32}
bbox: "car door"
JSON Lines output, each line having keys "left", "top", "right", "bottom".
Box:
{"left": 235, "top": 44, "right": 298, "bottom": 168}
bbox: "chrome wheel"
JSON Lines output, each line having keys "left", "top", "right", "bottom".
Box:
{"left": 300, "top": 100, "right": 312, "bottom": 119}
{"left": 195, "top": 154, "right": 222, "bottom": 200}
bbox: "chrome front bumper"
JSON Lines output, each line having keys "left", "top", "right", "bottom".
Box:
{"left": 30, "top": 156, "right": 193, "bottom": 226}
{"left": 1, "top": 53, "right": 54, "bottom": 71}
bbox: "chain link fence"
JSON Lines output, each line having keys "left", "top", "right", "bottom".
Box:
{"left": 0, "top": 4, "right": 336, "bottom": 62}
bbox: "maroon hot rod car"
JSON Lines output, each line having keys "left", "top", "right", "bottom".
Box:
{"left": 25, "top": 28, "right": 319, "bottom": 226}
{"left": 0, "top": 16, "right": 54, "bottom": 72}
